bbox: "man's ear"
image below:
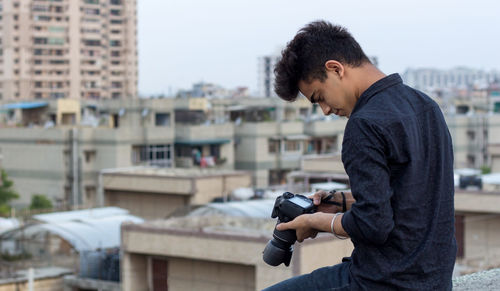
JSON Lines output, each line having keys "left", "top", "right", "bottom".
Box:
{"left": 324, "top": 60, "right": 344, "bottom": 78}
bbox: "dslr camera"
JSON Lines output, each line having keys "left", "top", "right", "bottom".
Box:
{"left": 262, "top": 192, "right": 316, "bottom": 267}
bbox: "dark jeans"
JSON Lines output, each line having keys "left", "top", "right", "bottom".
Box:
{"left": 262, "top": 261, "right": 351, "bottom": 291}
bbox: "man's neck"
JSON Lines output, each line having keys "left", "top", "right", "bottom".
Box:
{"left": 352, "top": 63, "right": 387, "bottom": 100}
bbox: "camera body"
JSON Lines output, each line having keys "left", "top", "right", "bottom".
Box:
{"left": 262, "top": 192, "right": 316, "bottom": 267}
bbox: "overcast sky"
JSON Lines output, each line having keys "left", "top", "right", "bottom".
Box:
{"left": 138, "top": 0, "right": 500, "bottom": 96}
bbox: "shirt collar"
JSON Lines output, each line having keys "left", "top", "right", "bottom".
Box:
{"left": 351, "top": 73, "right": 403, "bottom": 116}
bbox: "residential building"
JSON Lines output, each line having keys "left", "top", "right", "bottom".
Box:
{"left": 257, "top": 54, "right": 280, "bottom": 98}
{"left": 228, "top": 96, "right": 347, "bottom": 188}
{"left": 121, "top": 201, "right": 354, "bottom": 291}
{"left": 0, "top": 0, "right": 137, "bottom": 100}
{"left": 3, "top": 94, "right": 499, "bottom": 210}
{"left": 0, "top": 98, "right": 175, "bottom": 208}
{"left": 488, "top": 114, "right": 500, "bottom": 172}
{"left": 173, "top": 97, "right": 235, "bottom": 170}
{"left": 102, "top": 167, "right": 252, "bottom": 220}
{"left": 455, "top": 189, "right": 500, "bottom": 273}
{"left": 287, "top": 153, "right": 349, "bottom": 194}
{"left": 402, "top": 67, "right": 500, "bottom": 92}
{"left": 446, "top": 114, "right": 489, "bottom": 169}
{"left": 0, "top": 267, "right": 72, "bottom": 291}
{"left": 176, "top": 82, "right": 249, "bottom": 99}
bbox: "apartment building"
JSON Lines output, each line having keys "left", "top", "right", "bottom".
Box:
{"left": 230, "top": 97, "right": 346, "bottom": 187}
{"left": 0, "top": 0, "right": 137, "bottom": 100}
{"left": 402, "top": 67, "right": 500, "bottom": 92}
{"left": 3, "top": 94, "right": 500, "bottom": 209}
{"left": 257, "top": 54, "right": 280, "bottom": 98}
{"left": 0, "top": 98, "right": 175, "bottom": 208}
{"left": 174, "top": 97, "right": 235, "bottom": 170}
{"left": 446, "top": 114, "right": 489, "bottom": 169}
{"left": 488, "top": 114, "right": 500, "bottom": 172}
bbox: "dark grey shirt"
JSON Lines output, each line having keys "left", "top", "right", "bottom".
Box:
{"left": 341, "top": 74, "right": 456, "bottom": 290}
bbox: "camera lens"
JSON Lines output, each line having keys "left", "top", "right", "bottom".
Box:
{"left": 262, "top": 239, "right": 293, "bottom": 266}
{"left": 262, "top": 226, "right": 297, "bottom": 266}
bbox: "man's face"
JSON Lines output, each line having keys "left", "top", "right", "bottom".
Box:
{"left": 298, "top": 69, "right": 357, "bottom": 118}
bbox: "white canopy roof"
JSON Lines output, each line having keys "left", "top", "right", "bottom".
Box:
{"left": 1, "top": 207, "right": 143, "bottom": 252}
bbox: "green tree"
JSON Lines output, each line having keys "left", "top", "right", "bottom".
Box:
{"left": 481, "top": 165, "right": 492, "bottom": 175}
{"left": 30, "top": 194, "right": 53, "bottom": 210}
{"left": 0, "top": 170, "right": 20, "bottom": 216}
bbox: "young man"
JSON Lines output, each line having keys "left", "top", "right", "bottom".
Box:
{"left": 263, "top": 21, "right": 456, "bottom": 290}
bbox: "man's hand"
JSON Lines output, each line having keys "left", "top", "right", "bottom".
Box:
{"left": 310, "top": 190, "right": 338, "bottom": 213}
{"left": 276, "top": 211, "right": 342, "bottom": 242}
{"left": 309, "top": 190, "right": 355, "bottom": 213}
{"left": 276, "top": 214, "right": 318, "bottom": 242}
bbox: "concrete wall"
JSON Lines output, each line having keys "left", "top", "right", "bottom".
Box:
{"left": 299, "top": 237, "right": 354, "bottom": 275}
{"left": 0, "top": 277, "right": 64, "bottom": 291}
{"left": 122, "top": 252, "right": 148, "bottom": 291}
{"left": 104, "top": 174, "right": 193, "bottom": 195}
{"left": 167, "top": 257, "right": 255, "bottom": 291}
{"left": 122, "top": 227, "right": 292, "bottom": 291}
{"left": 0, "top": 128, "right": 69, "bottom": 205}
{"left": 104, "top": 172, "right": 251, "bottom": 218}
{"left": 301, "top": 155, "right": 346, "bottom": 174}
{"left": 105, "top": 190, "right": 188, "bottom": 220}
{"left": 463, "top": 213, "right": 500, "bottom": 268}
{"left": 191, "top": 175, "right": 252, "bottom": 204}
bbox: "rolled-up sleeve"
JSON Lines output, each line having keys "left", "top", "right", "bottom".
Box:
{"left": 341, "top": 117, "right": 394, "bottom": 245}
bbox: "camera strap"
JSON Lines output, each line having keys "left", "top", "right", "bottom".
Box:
{"left": 322, "top": 191, "right": 347, "bottom": 212}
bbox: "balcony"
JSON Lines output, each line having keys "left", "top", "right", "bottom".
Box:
{"left": 236, "top": 121, "right": 303, "bottom": 137}
{"left": 304, "top": 118, "right": 347, "bottom": 137}
{"left": 301, "top": 154, "right": 346, "bottom": 174}
{"left": 175, "top": 123, "right": 233, "bottom": 142}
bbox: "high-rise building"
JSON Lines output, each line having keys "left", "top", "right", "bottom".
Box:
{"left": 402, "top": 67, "right": 500, "bottom": 92}
{"left": 257, "top": 55, "right": 280, "bottom": 98}
{"left": 0, "top": 0, "right": 137, "bottom": 101}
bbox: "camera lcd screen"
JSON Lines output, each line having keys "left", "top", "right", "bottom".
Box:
{"left": 289, "top": 196, "right": 311, "bottom": 208}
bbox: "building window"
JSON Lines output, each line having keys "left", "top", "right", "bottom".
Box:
{"left": 132, "top": 144, "right": 172, "bottom": 167}
{"left": 269, "top": 169, "right": 289, "bottom": 185}
{"left": 268, "top": 139, "right": 281, "bottom": 154}
{"left": 84, "top": 150, "right": 96, "bottom": 163}
{"left": 284, "top": 140, "right": 301, "bottom": 152}
{"left": 155, "top": 113, "right": 170, "bottom": 126}
{"left": 466, "top": 130, "right": 475, "bottom": 141}
{"left": 324, "top": 137, "right": 337, "bottom": 153}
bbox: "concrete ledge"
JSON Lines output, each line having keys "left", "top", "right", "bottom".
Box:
{"left": 64, "top": 275, "right": 121, "bottom": 291}
{"left": 453, "top": 268, "right": 500, "bottom": 290}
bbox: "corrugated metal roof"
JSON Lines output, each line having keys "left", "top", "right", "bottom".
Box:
{"left": 188, "top": 199, "right": 275, "bottom": 218}
{"left": 33, "top": 207, "right": 128, "bottom": 223}
{"left": 2, "top": 101, "right": 48, "bottom": 110}
{"left": 3, "top": 207, "right": 143, "bottom": 252}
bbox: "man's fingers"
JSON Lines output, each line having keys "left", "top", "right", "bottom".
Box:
{"left": 276, "top": 222, "right": 291, "bottom": 231}
{"left": 309, "top": 190, "right": 328, "bottom": 205}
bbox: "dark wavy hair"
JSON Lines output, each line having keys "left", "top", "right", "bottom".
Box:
{"left": 274, "top": 21, "right": 370, "bottom": 101}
